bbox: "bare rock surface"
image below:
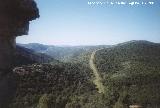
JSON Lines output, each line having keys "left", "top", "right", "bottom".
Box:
{"left": 0, "top": 0, "right": 39, "bottom": 107}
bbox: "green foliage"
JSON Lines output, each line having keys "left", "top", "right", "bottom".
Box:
{"left": 19, "top": 43, "right": 109, "bottom": 65}
{"left": 37, "top": 94, "right": 49, "bottom": 108}
{"left": 14, "top": 45, "right": 57, "bottom": 67}
{"left": 95, "top": 41, "right": 160, "bottom": 107}
{"left": 10, "top": 41, "right": 160, "bottom": 108}
{"left": 10, "top": 63, "right": 96, "bottom": 108}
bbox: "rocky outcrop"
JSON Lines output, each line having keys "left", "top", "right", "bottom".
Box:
{"left": 0, "top": 36, "right": 15, "bottom": 75}
{"left": 0, "top": 0, "right": 39, "bottom": 36}
{"left": 0, "top": 0, "right": 39, "bottom": 107}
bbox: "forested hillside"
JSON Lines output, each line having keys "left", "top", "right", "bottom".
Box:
{"left": 9, "top": 41, "right": 160, "bottom": 108}
{"left": 9, "top": 63, "right": 100, "bottom": 108}
{"left": 95, "top": 40, "right": 160, "bottom": 107}
{"left": 19, "top": 43, "right": 109, "bottom": 64}
{"left": 14, "top": 45, "right": 57, "bottom": 66}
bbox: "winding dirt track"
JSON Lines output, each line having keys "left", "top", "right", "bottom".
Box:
{"left": 89, "top": 50, "right": 105, "bottom": 93}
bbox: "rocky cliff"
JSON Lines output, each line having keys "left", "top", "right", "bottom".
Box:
{"left": 0, "top": 0, "right": 39, "bottom": 107}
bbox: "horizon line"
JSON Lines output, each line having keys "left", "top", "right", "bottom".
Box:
{"left": 16, "top": 40, "right": 160, "bottom": 46}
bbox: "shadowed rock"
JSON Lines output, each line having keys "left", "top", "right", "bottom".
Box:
{"left": 0, "top": 0, "right": 39, "bottom": 36}
{"left": 0, "top": 0, "right": 39, "bottom": 107}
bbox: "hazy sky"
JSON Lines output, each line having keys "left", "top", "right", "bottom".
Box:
{"left": 17, "top": 0, "right": 160, "bottom": 45}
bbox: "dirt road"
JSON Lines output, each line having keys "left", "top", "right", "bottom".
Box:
{"left": 89, "top": 50, "right": 105, "bottom": 93}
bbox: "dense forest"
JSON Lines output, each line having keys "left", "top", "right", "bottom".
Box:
{"left": 9, "top": 62, "right": 115, "bottom": 108}
{"left": 95, "top": 40, "right": 160, "bottom": 107}
{"left": 7, "top": 41, "right": 160, "bottom": 108}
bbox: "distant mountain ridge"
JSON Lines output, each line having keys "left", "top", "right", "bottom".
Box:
{"left": 18, "top": 43, "right": 110, "bottom": 62}
{"left": 14, "top": 45, "right": 56, "bottom": 66}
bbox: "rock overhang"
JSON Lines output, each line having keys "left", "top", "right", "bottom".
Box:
{"left": 0, "top": 0, "right": 39, "bottom": 36}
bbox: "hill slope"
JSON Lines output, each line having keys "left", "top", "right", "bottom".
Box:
{"left": 8, "top": 41, "right": 160, "bottom": 108}
{"left": 10, "top": 63, "right": 97, "bottom": 108}
{"left": 14, "top": 45, "right": 56, "bottom": 66}
{"left": 95, "top": 40, "right": 160, "bottom": 107}
{"left": 18, "top": 43, "right": 109, "bottom": 64}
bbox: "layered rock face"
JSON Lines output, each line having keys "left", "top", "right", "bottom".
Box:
{"left": 0, "top": 0, "right": 39, "bottom": 107}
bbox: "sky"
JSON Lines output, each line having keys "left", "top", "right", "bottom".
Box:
{"left": 17, "top": 0, "right": 160, "bottom": 45}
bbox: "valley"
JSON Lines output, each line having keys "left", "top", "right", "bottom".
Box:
{"left": 7, "top": 40, "right": 160, "bottom": 108}
{"left": 1, "top": 0, "right": 159, "bottom": 107}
